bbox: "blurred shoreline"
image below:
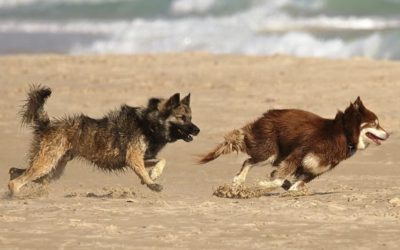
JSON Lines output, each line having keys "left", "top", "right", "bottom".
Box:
{"left": 1, "top": 0, "right": 400, "bottom": 59}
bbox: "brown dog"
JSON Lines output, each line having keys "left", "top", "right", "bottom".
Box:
{"left": 8, "top": 85, "right": 200, "bottom": 196}
{"left": 200, "top": 97, "right": 388, "bottom": 191}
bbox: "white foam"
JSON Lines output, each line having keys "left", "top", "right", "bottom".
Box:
{"left": 69, "top": 11, "right": 400, "bottom": 60}
{"left": 171, "top": 0, "right": 217, "bottom": 14}
{"left": 258, "top": 16, "right": 400, "bottom": 32}
{"left": 0, "top": 0, "right": 121, "bottom": 8}
{"left": 0, "top": 20, "right": 125, "bottom": 34}
{"left": 1, "top": 0, "right": 399, "bottom": 59}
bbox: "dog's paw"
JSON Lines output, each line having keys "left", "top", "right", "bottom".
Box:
{"left": 147, "top": 183, "right": 163, "bottom": 192}
{"left": 9, "top": 167, "right": 25, "bottom": 180}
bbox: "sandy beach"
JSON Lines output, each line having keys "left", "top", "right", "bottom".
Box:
{"left": 0, "top": 53, "right": 399, "bottom": 249}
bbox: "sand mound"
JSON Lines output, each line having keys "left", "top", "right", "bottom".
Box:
{"left": 213, "top": 184, "right": 312, "bottom": 199}
{"left": 213, "top": 184, "right": 276, "bottom": 199}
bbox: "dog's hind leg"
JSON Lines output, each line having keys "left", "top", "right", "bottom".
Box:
{"left": 9, "top": 153, "right": 72, "bottom": 185}
{"left": 145, "top": 158, "right": 166, "bottom": 181}
{"left": 9, "top": 167, "right": 48, "bottom": 184}
{"left": 9, "top": 168, "right": 27, "bottom": 181}
{"left": 258, "top": 153, "right": 301, "bottom": 190}
{"left": 127, "top": 148, "right": 163, "bottom": 192}
{"left": 8, "top": 143, "right": 68, "bottom": 196}
{"left": 233, "top": 154, "right": 277, "bottom": 186}
{"left": 232, "top": 158, "right": 256, "bottom": 186}
{"left": 42, "top": 152, "right": 73, "bottom": 183}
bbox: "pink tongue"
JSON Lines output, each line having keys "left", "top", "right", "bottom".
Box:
{"left": 373, "top": 137, "right": 381, "bottom": 145}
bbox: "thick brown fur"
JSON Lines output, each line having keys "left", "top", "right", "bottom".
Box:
{"left": 8, "top": 85, "right": 200, "bottom": 196}
{"left": 200, "top": 97, "right": 388, "bottom": 191}
{"left": 199, "top": 129, "right": 245, "bottom": 164}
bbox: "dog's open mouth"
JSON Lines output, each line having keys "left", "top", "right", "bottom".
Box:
{"left": 171, "top": 123, "right": 199, "bottom": 142}
{"left": 183, "top": 134, "right": 193, "bottom": 142}
{"left": 177, "top": 127, "right": 195, "bottom": 142}
{"left": 366, "top": 132, "right": 385, "bottom": 145}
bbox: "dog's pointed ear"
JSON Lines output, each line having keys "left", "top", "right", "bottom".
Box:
{"left": 181, "top": 93, "right": 191, "bottom": 105}
{"left": 165, "top": 93, "right": 180, "bottom": 110}
{"left": 147, "top": 98, "right": 161, "bottom": 111}
{"left": 353, "top": 96, "right": 365, "bottom": 111}
{"left": 351, "top": 101, "right": 359, "bottom": 111}
{"left": 343, "top": 103, "right": 362, "bottom": 147}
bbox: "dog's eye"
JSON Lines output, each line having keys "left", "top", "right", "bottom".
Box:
{"left": 176, "top": 115, "right": 186, "bottom": 122}
{"left": 180, "top": 116, "right": 191, "bottom": 122}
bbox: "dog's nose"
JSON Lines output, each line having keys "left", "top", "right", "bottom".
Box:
{"left": 191, "top": 124, "right": 200, "bottom": 135}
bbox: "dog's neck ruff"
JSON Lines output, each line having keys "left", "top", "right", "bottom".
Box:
{"left": 347, "top": 142, "right": 356, "bottom": 157}
{"left": 335, "top": 111, "right": 358, "bottom": 158}
{"left": 336, "top": 110, "right": 359, "bottom": 158}
{"left": 142, "top": 110, "right": 172, "bottom": 144}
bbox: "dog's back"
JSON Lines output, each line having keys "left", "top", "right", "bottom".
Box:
{"left": 243, "top": 109, "right": 346, "bottom": 163}
{"left": 200, "top": 108, "right": 345, "bottom": 164}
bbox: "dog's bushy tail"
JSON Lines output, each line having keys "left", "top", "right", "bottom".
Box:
{"left": 20, "top": 85, "right": 52, "bottom": 128}
{"left": 199, "top": 129, "right": 246, "bottom": 164}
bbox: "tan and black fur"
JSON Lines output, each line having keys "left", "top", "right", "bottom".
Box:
{"left": 8, "top": 85, "right": 200, "bottom": 196}
{"left": 200, "top": 97, "right": 388, "bottom": 191}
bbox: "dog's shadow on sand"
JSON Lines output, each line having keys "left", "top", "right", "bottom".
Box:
{"left": 278, "top": 191, "right": 338, "bottom": 198}
{"left": 64, "top": 187, "right": 137, "bottom": 199}
{"left": 213, "top": 184, "right": 340, "bottom": 199}
{"left": 1, "top": 186, "right": 137, "bottom": 200}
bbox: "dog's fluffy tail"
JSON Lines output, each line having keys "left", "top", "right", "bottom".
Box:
{"left": 199, "top": 129, "right": 246, "bottom": 164}
{"left": 20, "top": 85, "right": 52, "bottom": 128}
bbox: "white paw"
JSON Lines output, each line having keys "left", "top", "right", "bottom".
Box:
{"left": 149, "top": 159, "right": 166, "bottom": 181}
{"left": 232, "top": 176, "right": 244, "bottom": 186}
{"left": 258, "top": 181, "right": 275, "bottom": 188}
{"left": 288, "top": 181, "right": 305, "bottom": 191}
{"left": 149, "top": 168, "right": 161, "bottom": 180}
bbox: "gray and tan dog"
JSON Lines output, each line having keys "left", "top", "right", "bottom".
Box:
{"left": 8, "top": 85, "right": 200, "bottom": 196}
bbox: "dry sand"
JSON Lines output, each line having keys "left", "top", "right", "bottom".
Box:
{"left": 0, "top": 53, "right": 399, "bottom": 249}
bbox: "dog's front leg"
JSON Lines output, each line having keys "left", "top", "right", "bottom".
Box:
{"left": 127, "top": 150, "right": 163, "bottom": 192}
{"left": 145, "top": 158, "right": 166, "bottom": 181}
{"left": 289, "top": 173, "right": 315, "bottom": 191}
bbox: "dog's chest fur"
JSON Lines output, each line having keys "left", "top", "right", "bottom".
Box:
{"left": 301, "top": 153, "right": 332, "bottom": 176}
{"left": 144, "top": 136, "right": 167, "bottom": 159}
{"left": 116, "top": 106, "right": 170, "bottom": 160}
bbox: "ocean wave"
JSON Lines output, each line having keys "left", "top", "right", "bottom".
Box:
{"left": 0, "top": 20, "right": 125, "bottom": 34}
{"left": 257, "top": 16, "right": 400, "bottom": 32}
{"left": 70, "top": 17, "right": 400, "bottom": 59}
{"left": 171, "top": 0, "right": 217, "bottom": 14}
{"left": 1, "top": 0, "right": 400, "bottom": 59}
{"left": 0, "top": 0, "right": 121, "bottom": 8}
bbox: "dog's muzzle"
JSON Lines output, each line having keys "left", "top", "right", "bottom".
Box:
{"left": 171, "top": 122, "right": 200, "bottom": 142}
{"left": 183, "top": 123, "right": 200, "bottom": 142}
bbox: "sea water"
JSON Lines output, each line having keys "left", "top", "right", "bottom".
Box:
{"left": 0, "top": 0, "right": 399, "bottom": 59}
